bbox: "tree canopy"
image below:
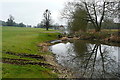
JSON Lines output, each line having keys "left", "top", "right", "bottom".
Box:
{"left": 70, "top": 8, "right": 88, "bottom": 32}
{"left": 6, "top": 15, "right": 15, "bottom": 26}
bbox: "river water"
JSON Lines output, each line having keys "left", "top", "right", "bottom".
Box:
{"left": 49, "top": 40, "right": 120, "bottom": 78}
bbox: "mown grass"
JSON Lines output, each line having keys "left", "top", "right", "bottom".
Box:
{"left": 2, "top": 26, "right": 60, "bottom": 78}
{"left": 3, "top": 64, "right": 56, "bottom": 78}
{"left": 2, "top": 27, "right": 58, "bottom": 54}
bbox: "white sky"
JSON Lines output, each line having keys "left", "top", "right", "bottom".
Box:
{"left": 0, "top": 0, "right": 69, "bottom": 26}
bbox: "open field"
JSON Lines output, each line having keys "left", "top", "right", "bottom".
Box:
{"left": 2, "top": 26, "right": 60, "bottom": 78}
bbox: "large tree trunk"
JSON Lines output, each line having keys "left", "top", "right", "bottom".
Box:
{"left": 95, "top": 28, "right": 101, "bottom": 32}
{"left": 95, "top": 26, "right": 101, "bottom": 32}
{"left": 46, "top": 21, "right": 49, "bottom": 31}
{"left": 46, "top": 26, "right": 49, "bottom": 31}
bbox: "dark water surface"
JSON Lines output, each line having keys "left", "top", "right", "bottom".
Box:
{"left": 49, "top": 40, "right": 120, "bottom": 78}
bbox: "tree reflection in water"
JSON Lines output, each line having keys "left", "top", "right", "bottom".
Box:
{"left": 50, "top": 40, "right": 120, "bottom": 78}
{"left": 72, "top": 40, "right": 119, "bottom": 78}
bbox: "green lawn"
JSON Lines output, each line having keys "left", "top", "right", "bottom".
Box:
{"left": 2, "top": 26, "right": 59, "bottom": 78}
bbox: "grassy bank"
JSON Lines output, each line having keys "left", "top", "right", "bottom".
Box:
{"left": 2, "top": 26, "right": 60, "bottom": 78}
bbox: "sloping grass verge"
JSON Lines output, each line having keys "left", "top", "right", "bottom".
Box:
{"left": 2, "top": 26, "right": 60, "bottom": 78}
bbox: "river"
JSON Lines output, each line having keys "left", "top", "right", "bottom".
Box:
{"left": 49, "top": 40, "right": 120, "bottom": 78}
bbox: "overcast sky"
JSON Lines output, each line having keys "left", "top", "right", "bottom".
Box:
{"left": 0, "top": 0, "right": 69, "bottom": 26}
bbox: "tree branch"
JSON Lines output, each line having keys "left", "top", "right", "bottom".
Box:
{"left": 84, "top": 2, "right": 97, "bottom": 29}
{"left": 99, "top": 2, "right": 106, "bottom": 29}
{"left": 93, "top": 3, "right": 99, "bottom": 28}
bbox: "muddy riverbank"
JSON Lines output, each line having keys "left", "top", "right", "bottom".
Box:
{"left": 37, "top": 42, "right": 76, "bottom": 78}
{"left": 37, "top": 35, "right": 120, "bottom": 78}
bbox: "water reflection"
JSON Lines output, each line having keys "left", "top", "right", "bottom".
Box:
{"left": 50, "top": 40, "right": 120, "bottom": 78}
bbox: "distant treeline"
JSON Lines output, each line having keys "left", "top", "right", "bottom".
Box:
{"left": 87, "top": 23, "right": 120, "bottom": 29}
{"left": 0, "top": 20, "right": 32, "bottom": 27}
{"left": 102, "top": 23, "right": 120, "bottom": 29}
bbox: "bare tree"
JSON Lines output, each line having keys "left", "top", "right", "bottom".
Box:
{"left": 61, "top": 0, "right": 119, "bottom": 32}
{"left": 43, "top": 9, "right": 51, "bottom": 30}
{"left": 83, "top": 0, "right": 119, "bottom": 32}
{"left": 6, "top": 15, "right": 15, "bottom": 26}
